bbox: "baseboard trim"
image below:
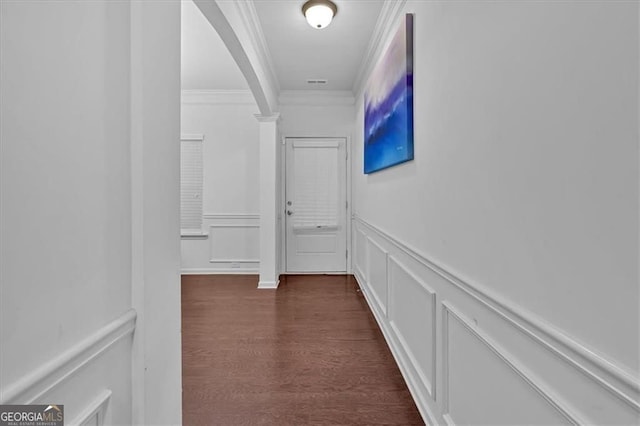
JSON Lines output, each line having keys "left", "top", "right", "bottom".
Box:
{"left": 354, "top": 271, "right": 437, "bottom": 426}
{"left": 257, "top": 280, "right": 279, "bottom": 289}
{"left": 1, "top": 310, "right": 136, "bottom": 404}
{"left": 181, "top": 268, "right": 259, "bottom": 275}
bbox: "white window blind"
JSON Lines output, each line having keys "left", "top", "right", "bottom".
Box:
{"left": 292, "top": 142, "right": 339, "bottom": 229}
{"left": 180, "top": 135, "right": 203, "bottom": 235}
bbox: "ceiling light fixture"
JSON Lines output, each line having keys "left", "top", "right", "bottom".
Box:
{"left": 302, "top": 0, "right": 337, "bottom": 30}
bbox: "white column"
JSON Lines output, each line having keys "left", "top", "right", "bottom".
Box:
{"left": 256, "top": 113, "right": 280, "bottom": 289}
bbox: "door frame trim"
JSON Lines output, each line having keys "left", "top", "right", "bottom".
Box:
{"left": 280, "top": 135, "right": 352, "bottom": 275}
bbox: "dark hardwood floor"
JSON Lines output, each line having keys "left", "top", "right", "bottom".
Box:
{"left": 181, "top": 274, "right": 424, "bottom": 425}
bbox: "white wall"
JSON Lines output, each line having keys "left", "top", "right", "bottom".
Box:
{"left": 352, "top": 2, "right": 640, "bottom": 425}
{"left": 1, "top": 1, "right": 183, "bottom": 424}
{"left": 0, "top": 1, "right": 133, "bottom": 422}
{"left": 278, "top": 94, "right": 355, "bottom": 138}
{"left": 180, "top": 91, "right": 261, "bottom": 274}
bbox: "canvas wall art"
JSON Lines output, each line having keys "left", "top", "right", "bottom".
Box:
{"left": 364, "top": 14, "right": 414, "bottom": 174}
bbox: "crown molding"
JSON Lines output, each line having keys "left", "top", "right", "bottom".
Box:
{"left": 278, "top": 90, "right": 355, "bottom": 106}
{"left": 352, "top": 0, "right": 407, "bottom": 101}
{"left": 234, "top": 1, "right": 281, "bottom": 96}
{"left": 181, "top": 89, "right": 257, "bottom": 105}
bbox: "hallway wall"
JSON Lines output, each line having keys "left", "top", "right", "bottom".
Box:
{"left": 1, "top": 1, "right": 182, "bottom": 424}
{"left": 352, "top": 2, "right": 640, "bottom": 424}
{"left": 0, "top": 1, "right": 134, "bottom": 423}
{"left": 180, "top": 91, "right": 261, "bottom": 274}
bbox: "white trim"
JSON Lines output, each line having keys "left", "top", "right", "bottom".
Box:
{"left": 441, "top": 302, "right": 582, "bottom": 425}
{"left": 255, "top": 112, "right": 280, "bottom": 123}
{"left": 258, "top": 280, "right": 279, "bottom": 289}
{"left": 352, "top": 0, "right": 407, "bottom": 100}
{"left": 180, "top": 133, "right": 204, "bottom": 141}
{"left": 353, "top": 215, "right": 640, "bottom": 412}
{"left": 209, "top": 224, "right": 259, "bottom": 229}
{"left": 193, "top": 0, "right": 274, "bottom": 113}
{"left": 181, "top": 89, "right": 256, "bottom": 105}
{"left": 204, "top": 214, "right": 260, "bottom": 220}
{"left": 68, "top": 389, "right": 112, "bottom": 426}
{"left": 278, "top": 90, "right": 355, "bottom": 106}
{"left": 0, "top": 310, "right": 136, "bottom": 404}
{"left": 209, "top": 259, "right": 260, "bottom": 264}
{"left": 234, "top": 0, "right": 281, "bottom": 95}
{"left": 366, "top": 236, "right": 389, "bottom": 316}
{"left": 181, "top": 268, "right": 259, "bottom": 275}
{"left": 130, "top": 3, "right": 145, "bottom": 422}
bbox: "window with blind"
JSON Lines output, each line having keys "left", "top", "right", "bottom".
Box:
{"left": 180, "top": 135, "right": 204, "bottom": 236}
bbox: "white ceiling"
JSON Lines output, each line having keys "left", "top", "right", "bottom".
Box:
{"left": 253, "top": 0, "right": 384, "bottom": 91}
{"left": 181, "top": 0, "right": 384, "bottom": 93}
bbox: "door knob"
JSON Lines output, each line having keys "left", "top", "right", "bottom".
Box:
{"left": 287, "top": 210, "right": 294, "bottom": 216}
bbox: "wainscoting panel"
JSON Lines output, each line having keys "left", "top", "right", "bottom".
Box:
{"left": 442, "top": 303, "right": 575, "bottom": 426}
{"left": 182, "top": 214, "right": 260, "bottom": 274}
{"left": 388, "top": 256, "right": 436, "bottom": 398}
{"left": 1, "top": 311, "right": 135, "bottom": 425}
{"left": 354, "top": 227, "right": 368, "bottom": 281}
{"left": 352, "top": 216, "right": 640, "bottom": 426}
{"left": 366, "top": 237, "right": 389, "bottom": 316}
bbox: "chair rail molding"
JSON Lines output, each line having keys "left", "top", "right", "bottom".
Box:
{"left": 1, "top": 310, "right": 136, "bottom": 404}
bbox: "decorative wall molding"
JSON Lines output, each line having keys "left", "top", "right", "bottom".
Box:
{"left": 388, "top": 256, "right": 437, "bottom": 398}
{"left": 192, "top": 0, "right": 275, "bottom": 114}
{"left": 234, "top": 1, "right": 281, "bottom": 95}
{"left": 441, "top": 302, "right": 581, "bottom": 425}
{"left": 181, "top": 90, "right": 257, "bottom": 105}
{"left": 353, "top": 270, "right": 438, "bottom": 425}
{"left": 209, "top": 224, "right": 259, "bottom": 229}
{"left": 203, "top": 213, "right": 260, "bottom": 221}
{"left": 353, "top": 215, "right": 640, "bottom": 424}
{"left": 366, "top": 236, "right": 389, "bottom": 316}
{"left": 68, "top": 389, "right": 112, "bottom": 426}
{"left": 1, "top": 310, "right": 136, "bottom": 404}
{"left": 352, "top": 0, "right": 407, "bottom": 100}
{"left": 353, "top": 215, "right": 640, "bottom": 406}
{"left": 182, "top": 214, "right": 260, "bottom": 275}
{"left": 278, "top": 90, "right": 355, "bottom": 106}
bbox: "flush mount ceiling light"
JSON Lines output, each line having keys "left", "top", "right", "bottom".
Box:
{"left": 302, "top": 0, "right": 337, "bottom": 29}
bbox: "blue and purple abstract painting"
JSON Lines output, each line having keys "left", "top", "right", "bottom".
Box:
{"left": 364, "top": 14, "right": 414, "bottom": 174}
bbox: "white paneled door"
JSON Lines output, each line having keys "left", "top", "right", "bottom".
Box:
{"left": 285, "top": 138, "right": 347, "bottom": 272}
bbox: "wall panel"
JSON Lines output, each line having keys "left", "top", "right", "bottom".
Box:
{"left": 353, "top": 217, "right": 640, "bottom": 425}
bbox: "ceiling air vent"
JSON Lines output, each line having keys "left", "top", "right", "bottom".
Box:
{"left": 306, "top": 79, "right": 328, "bottom": 85}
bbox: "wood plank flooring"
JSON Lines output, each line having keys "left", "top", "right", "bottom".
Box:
{"left": 181, "top": 274, "right": 424, "bottom": 425}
